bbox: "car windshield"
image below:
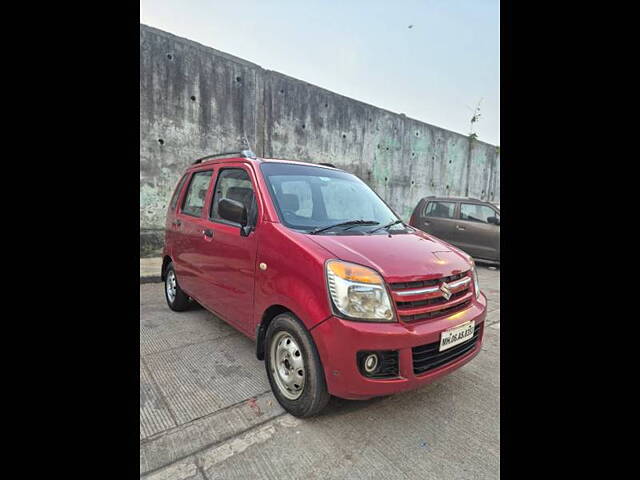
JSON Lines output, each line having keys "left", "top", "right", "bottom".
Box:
{"left": 260, "top": 162, "right": 404, "bottom": 234}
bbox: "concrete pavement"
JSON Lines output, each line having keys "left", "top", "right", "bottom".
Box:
{"left": 140, "top": 266, "right": 499, "bottom": 479}
{"left": 141, "top": 257, "right": 163, "bottom": 284}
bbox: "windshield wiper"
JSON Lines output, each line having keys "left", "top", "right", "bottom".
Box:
{"left": 368, "top": 219, "right": 404, "bottom": 234}
{"left": 309, "top": 220, "right": 379, "bottom": 235}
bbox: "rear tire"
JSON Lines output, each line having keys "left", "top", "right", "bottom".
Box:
{"left": 164, "top": 262, "right": 190, "bottom": 312}
{"left": 265, "top": 313, "right": 330, "bottom": 417}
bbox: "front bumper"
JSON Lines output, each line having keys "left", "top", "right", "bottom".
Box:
{"left": 310, "top": 293, "right": 487, "bottom": 400}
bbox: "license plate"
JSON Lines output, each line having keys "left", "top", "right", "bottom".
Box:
{"left": 439, "top": 321, "right": 475, "bottom": 352}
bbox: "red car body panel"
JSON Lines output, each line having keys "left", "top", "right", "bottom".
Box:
{"left": 163, "top": 155, "right": 487, "bottom": 400}
{"left": 310, "top": 295, "right": 486, "bottom": 400}
{"left": 252, "top": 223, "right": 334, "bottom": 333}
{"left": 306, "top": 229, "right": 471, "bottom": 283}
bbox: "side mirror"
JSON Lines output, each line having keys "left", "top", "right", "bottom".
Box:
{"left": 218, "top": 198, "right": 247, "bottom": 226}
{"left": 487, "top": 216, "right": 500, "bottom": 226}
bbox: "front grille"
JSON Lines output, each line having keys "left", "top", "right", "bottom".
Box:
{"left": 400, "top": 299, "right": 472, "bottom": 323}
{"left": 391, "top": 270, "right": 473, "bottom": 323}
{"left": 412, "top": 324, "right": 481, "bottom": 375}
{"left": 390, "top": 272, "right": 467, "bottom": 291}
{"left": 396, "top": 289, "right": 468, "bottom": 309}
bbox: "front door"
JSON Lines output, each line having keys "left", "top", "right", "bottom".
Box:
{"left": 196, "top": 165, "right": 260, "bottom": 335}
{"left": 418, "top": 200, "right": 460, "bottom": 244}
{"left": 452, "top": 203, "right": 500, "bottom": 260}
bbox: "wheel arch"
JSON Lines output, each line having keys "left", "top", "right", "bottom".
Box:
{"left": 161, "top": 255, "right": 172, "bottom": 281}
{"left": 256, "top": 305, "right": 296, "bottom": 360}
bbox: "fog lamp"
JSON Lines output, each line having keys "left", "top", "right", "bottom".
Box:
{"left": 363, "top": 353, "right": 379, "bottom": 373}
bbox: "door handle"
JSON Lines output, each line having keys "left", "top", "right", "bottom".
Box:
{"left": 456, "top": 225, "right": 465, "bottom": 230}
{"left": 173, "top": 219, "right": 182, "bottom": 227}
{"left": 202, "top": 228, "right": 213, "bottom": 238}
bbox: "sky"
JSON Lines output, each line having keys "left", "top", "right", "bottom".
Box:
{"left": 140, "top": 0, "right": 500, "bottom": 145}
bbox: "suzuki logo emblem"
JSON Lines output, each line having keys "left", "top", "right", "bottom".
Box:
{"left": 440, "top": 282, "right": 452, "bottom": 300}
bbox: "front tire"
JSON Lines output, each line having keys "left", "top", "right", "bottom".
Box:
{"left": 164, "top": 262, "right": 190, "bottom": 312}
{"left": 265, "top": 313, "right": 330, "bottom": 417}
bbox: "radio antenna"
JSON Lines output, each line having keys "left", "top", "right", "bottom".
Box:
{"left": 241, "top": 134, "right": 256, "bottom": 158}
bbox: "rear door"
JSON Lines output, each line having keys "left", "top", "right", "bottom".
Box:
{"left": 417, "top": 200, "right": 460, "bottom": 243}
{"left": 173, "top": 169, "right": 215, "bottom": 296}
{"left": 453, "top": 203, "right": 500, "bottom": 260}
{"left": 164, "top": 173, "right": 190, "bottom": 258}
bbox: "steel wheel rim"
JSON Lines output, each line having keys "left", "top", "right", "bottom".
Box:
{"left": 166, "top": 270, "right": 177, "bottom": 303}
{"left": 269, "top": 331, "right": 305, "bottom": 400}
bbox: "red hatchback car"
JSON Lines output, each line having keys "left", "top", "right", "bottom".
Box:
{"left": 162, "top": 150, "right": 487, "bottom": 417}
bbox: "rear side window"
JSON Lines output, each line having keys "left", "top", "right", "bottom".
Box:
{"left": 181, "top": 170, "right": 213, "bottom": 217}
{"left": 460, "top": 203, "right": 498, "bottom": 223}
{"left": 169, "top": 174, "right": 188, "bottom": 210}
{"left": 210, "top": 168, "right": 255, "bottom": 223}
{"left": 424, "top": 201, "right": 457, "bottom": 219}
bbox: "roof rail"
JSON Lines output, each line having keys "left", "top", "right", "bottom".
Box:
{"left": 192, "top": 149, "right": 256, "bottom": 165}
{"left": 424, "top": 195, "right": 484, "bottom": 202}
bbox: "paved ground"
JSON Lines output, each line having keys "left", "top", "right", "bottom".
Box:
{"left": 141, "top": 257, "right": 163, "bottom": 284}
{"left": 140, "top": 266, "right": 499, "bottom": 479}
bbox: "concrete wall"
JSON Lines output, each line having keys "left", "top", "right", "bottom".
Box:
{"left": 140, "top": 24, "right": 500, "bottom": 254}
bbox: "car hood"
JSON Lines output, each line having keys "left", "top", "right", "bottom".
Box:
{"left": 307, "top": 229, "right": 472, "bottom": 282}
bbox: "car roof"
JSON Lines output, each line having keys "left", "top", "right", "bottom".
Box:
{"left": 261, "top": 158, "right": 340, "bottom": 170}
{"left": 187, "top": 154, "right": 341, "bottom": 172}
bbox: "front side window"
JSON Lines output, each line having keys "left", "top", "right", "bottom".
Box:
{"left": 181, "top": 170, "right": 213, "bottom": 217}
{"left": 424, "top": 201, "right": 457, "bottom": 219}
{"left": 460, "top": 203, "right": 498, "bottom": 223}
{"left": 260, "top": 163, "right": 400, "bottom": 235}
{"left": 210, "top": 168, "right": 256, "bottom": 224}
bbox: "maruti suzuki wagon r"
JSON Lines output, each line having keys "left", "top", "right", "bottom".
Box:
{"left": 409, "top": 196, "right": 500, "bottom": 264}
{"left": 162, "top": 150, "right": 487, "bottom": 417}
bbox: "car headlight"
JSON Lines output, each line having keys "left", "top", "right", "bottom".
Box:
{"left": 326, "top": 260, "right": 395, "bottom": 322}
{"left": 472, "top": 265, "right": 481, "bottom": 299}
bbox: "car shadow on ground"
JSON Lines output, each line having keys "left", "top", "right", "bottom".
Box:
{"left": 186, "top": 299, "right": 205, "bottom": 310}
{"left": 313, "top": 395, "right": 390, "bottom": 419}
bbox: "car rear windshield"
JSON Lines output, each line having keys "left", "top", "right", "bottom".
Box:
{"left": 260, "top": 163, "right": 403, "bottom": 234}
